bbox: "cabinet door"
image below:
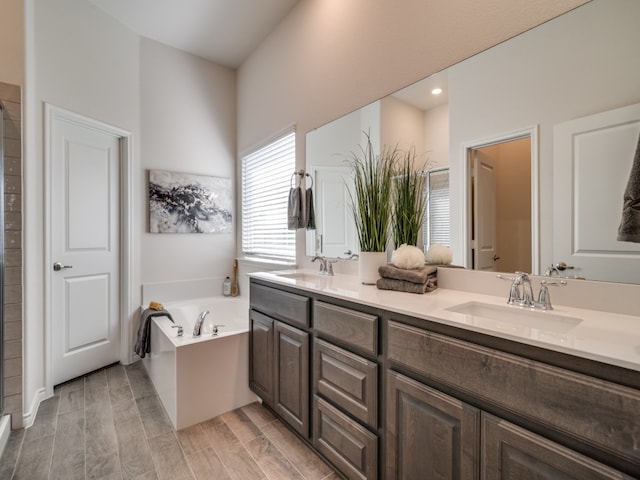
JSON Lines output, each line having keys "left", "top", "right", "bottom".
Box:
{"left": 386, "top": 371, "right": 480, "bottom": 480}
{"left": 481, "top": 413, "right": 635, "bottom": 480}
{"left": 274, "top": 320, "right": 310, "bottom": 438}
{"left": 249, "top": 309, "right": 274, "bottom": 405}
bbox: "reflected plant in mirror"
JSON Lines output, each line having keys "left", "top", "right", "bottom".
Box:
{"left": 392, "top": 148, "right": 427, "bottom": 249}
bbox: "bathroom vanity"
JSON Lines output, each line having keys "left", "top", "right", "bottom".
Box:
{"left": 248, "top": 270, "right": 640, "bottom": 480}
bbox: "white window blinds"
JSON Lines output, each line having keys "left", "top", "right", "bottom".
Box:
{"left": 423, "top": 168, "right": 450, "bottom": 250}
{"left": 241, "top": 130, "right": 296, "bottom": 262}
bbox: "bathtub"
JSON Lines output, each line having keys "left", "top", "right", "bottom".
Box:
{"left": 142, "top": 296, "right": 258, "bottom": 430}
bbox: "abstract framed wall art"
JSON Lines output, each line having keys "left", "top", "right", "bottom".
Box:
{"left": 148, "top": 169, "right": 232, "bottom": 233}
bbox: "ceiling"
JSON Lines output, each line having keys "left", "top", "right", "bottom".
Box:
{"left": 87, "top": 0, "right": 301, "bottom": 68}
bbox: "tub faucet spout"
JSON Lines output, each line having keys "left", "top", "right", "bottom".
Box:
{"left": 193, "top": 310, "right": 210, "bottom": 337}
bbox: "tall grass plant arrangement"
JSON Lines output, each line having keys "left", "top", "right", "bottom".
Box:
{"left": 348, "top": 133, "right": 397, "bottom": 253}
{"left": 393, "top": 149, "right": 426, "bottom": 248}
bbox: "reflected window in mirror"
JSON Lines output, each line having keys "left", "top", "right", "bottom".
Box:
{"left": 423, "top": 167, "right": 450, "bottom": 252}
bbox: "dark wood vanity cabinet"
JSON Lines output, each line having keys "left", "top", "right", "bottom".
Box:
{"left": 250, "top": 279, "right": 640, "bottom": 480}
{"left": 249, "top": 282, "right": 311, "bottom": 438}
{"left": 386, "top": 319, "right": 640, "bottom": 480}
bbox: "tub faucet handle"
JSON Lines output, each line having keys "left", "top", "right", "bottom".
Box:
{"left": 171, "top": 325, "right": 183, "bottom": 337}
{"left": 212, "top": 324, "right": 225, "bottom": 336}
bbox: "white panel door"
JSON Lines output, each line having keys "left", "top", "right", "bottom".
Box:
{"left": 311, "top": 166, "right": 357, "bottom": 258}
{"left": 553, "top": 103, "right": 640, "bottom": 283}
{"left": 474, "top": 150, "right": 499, "bottom": 271}
{"left": 51, "top": 113, "right": 121, "bottom": 385}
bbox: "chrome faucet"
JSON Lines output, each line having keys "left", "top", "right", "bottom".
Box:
{"left": 544, "top": 265, "right": 560, "bottom": 277}
{"left": 311, "top": 255, "right": 327, "bottom": 273}
{"left": 544, "top": 262, "right": 575, "bottom": 277}
{"left": 343, "top": 250, "right": 359, "bottom": 260}
{"left": 193, "top": 310, "right": 210, "bottom": 337}
{"left": 311, "top": 256, "right": 336, "bottom": 275}
{"left": 498, "top": 273, "right": 566, "bottom": 310}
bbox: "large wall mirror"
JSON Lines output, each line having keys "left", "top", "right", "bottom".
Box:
{"left": 305, "top": 0, "right": 640, "bottom": 284}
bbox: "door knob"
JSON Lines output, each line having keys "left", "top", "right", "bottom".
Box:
{"left": 53, "top": 262, "right": 73, "bottom": 271}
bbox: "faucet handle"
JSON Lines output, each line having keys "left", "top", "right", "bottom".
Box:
{"left": 327, "top": 259, "right": 338, "bottom": 275}
{"left": 212, "top": 324, "right": 225, "bottom": 336}
{"left": 171, "top": 325, "right": 183, "bottom": 337}
{"left": 536, "top": 280, "right": 567, "bottom": 310}
{"left": 497, "top": 274, "right": 522, "bottom": 305}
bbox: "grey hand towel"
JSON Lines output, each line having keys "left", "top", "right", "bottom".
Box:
{"left": 134, "top": 308, "right": 174, "bottom": 358}
{"left": 288, "top": 187, "right": 302, "bottom": 230}
{"left": 617, "top": 131, "right": 640, "bottom": 243}
{"left": 376, "top": 277, "right": 437, "bottom": 294}
{"left": 306, "top": 187, "right": 316, "bottom": 230}
{"left": 378, "top": 264, "right": 437, "bottom": 284}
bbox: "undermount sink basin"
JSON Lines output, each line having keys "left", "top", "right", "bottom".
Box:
{"left": 446, "top": 301, "right": 582, "bottom": 333}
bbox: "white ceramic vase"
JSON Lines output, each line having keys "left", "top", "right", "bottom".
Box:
{"left": 359, "top": 251, "right": 387, "bottom": 285}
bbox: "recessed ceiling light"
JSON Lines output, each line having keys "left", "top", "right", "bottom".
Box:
{"left": 431, "top": 88, "right": 443, "bottom": 95}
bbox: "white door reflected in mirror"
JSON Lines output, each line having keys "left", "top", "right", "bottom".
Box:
{"left": 305, "top": 166, "right": 357, "bottom": 258}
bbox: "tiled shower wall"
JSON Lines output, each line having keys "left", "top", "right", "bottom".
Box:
{"left": 1, "top": 81, "right": 23, "bottom": 429}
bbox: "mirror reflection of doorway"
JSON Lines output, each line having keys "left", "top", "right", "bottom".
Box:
{"left": 468, "top": 136, "right": 532, "bottom": 273}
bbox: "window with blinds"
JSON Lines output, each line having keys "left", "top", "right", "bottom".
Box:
{"left": 241, "top": 129, "right": 296, "bottom": 262}
{"left": 423, "top": 168, "right": 450, "bottom": 250}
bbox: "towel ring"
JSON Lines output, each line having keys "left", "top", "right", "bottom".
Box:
{"left": 290, "top": 170, "right": 313, "bottom": 189}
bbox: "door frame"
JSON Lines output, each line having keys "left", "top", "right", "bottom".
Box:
{"left": 43, "top": 104, "right": 133, "bottom": 394}
{"left": 461, "top": 126, "right": 540, "bottom": 274}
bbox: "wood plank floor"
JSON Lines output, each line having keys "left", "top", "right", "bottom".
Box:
{"left": 0, "top": 362, "right": 340, "bottom": 480}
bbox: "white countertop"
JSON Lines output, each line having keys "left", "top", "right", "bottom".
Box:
{"left": 250, "top": 269, "right": 640, "bottom": 372}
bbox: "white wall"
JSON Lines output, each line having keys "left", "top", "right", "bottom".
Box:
{"left": 448, "top": 0, "right": 640, "bottom": 271}
{"left": 140, "top": 38, "right": 236, "bottom": 285}
{"left": 26, "top": 0, "right": 140, "bottom": 418}
{"left": 380, "top": 96, "right": 426, "bottom": 162}
{"left": 424, "top": 104, "right": 450, "bottom": 169}
{"left": 24, "top": 1, "right": 237, "bottom": 421}
{"left": 236, "top": 0, "right": 588, "bottom": 268}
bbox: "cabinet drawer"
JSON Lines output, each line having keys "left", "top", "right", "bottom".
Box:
{"left": 313, "top": 396, "right": 378, "bottom": 480}
{"left": 387, "top": 320, "right": 640, "bottom": 470}
{"left": 314, "top": 301, "right": 378, "bottom": 356}
{"left": 250, "top": 282, "right": 310, "bottom": 328}
{"left": 314, "top": 338, "right": 378, "bottom": 428}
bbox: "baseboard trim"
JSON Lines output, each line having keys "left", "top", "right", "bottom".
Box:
{"left": 22, "top": 387, "right": 49, "bottom": 428}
